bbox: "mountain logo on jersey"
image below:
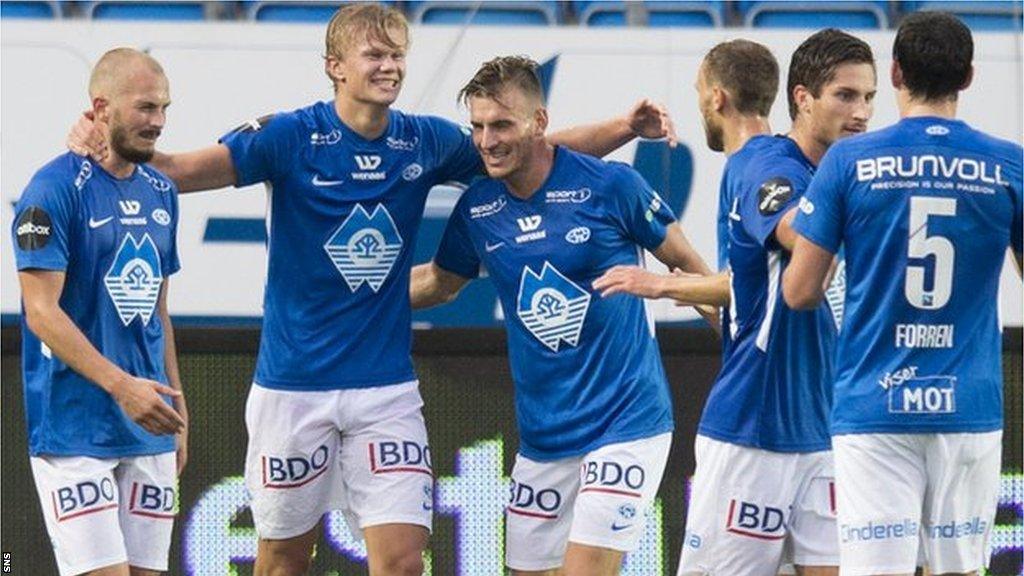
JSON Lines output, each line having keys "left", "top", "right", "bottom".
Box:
{"left": 104, "top": 233, "right": 163, "bottom": 326}
{"left": 517, "top": 262, "right": 591, "bottom": 352}
{"left": 757, "top": 177, "right": 793, "bottom": 215}
{"left": 324, "top": 204, "right": 403, "bottom": 293}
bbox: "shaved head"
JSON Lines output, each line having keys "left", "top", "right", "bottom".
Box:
{"left": 89, "top": 48, "right": 166, "bottom": 100}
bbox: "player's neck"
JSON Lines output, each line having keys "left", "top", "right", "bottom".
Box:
{"left": 898, "top": 90, "right": 959, "bottom": 120}
{"left": 723, "top": 116, "right": 771, "bottom": 156}
{"left": 334, "top": 96, "right": 390, "bottom": 140}
{"left": 787, "top": 121, "right": 826, "bottom": 166}
{"left": 101, "top": 152, "right": 137, "bottom": 180}
{"left": 504, "top": 143, "right": 555, "bottom": 200}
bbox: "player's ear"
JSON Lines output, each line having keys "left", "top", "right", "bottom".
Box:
{"left": 711, "top": 85, "right": 726, "bottom": 113}
{"left": 792, "top": 84, "right": 812, "bottom": 117}
{"left": 960, "top": 65, "right": 974, "bottom": 91}
{"left": 92, "top": 96, "right": 111, "bottom": 123}
{"left": 534, "top": 106, "right": 549, "bottom": 134}
{"left": 325, "top": 55, "right": 345, "bottom": 86}
{"left": 890, "top": 60, "right": 903, "bottom": 90}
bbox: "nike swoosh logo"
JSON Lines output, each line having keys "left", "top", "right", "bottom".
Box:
{"left": 312, "top": 175, "right": 344, "bottom": 187}
{"left": 88, "top": 216, "right": 114, "bottom": 229}
{"left": 485, "top": 242, "right": 505, "bottom": 253}
{"left": 611, "top": 523, "right": 633, "bottom": 531}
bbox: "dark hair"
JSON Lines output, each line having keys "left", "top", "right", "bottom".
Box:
{"left": 459, "top": 55, "right": 544, "bottom": 107}
{"left": 787, "top": 29, "right": 875, "bottom": 119}
{"left": 703, "top": 40, "right": 779, "bottom": 117}
{"left": 893, "top": 11, "right": 973, "bottom": 102}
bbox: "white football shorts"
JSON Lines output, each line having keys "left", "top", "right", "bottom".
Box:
{"left": 244, "top": 380, "right": 434, "bottom": 540}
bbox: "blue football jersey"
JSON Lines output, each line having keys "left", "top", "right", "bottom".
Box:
{"left": 12, "top": 153, "right": 180, "bottom": 458}
{"left": 434, "top": 147, "right": 675, "bottom": 461}
{"left": 699, "top": 135, "right": 836, "bottom": 453}
{"left": 220, "top": 102, "right": 480, "bottom": 391}
{"left": 794, "top": 117, "right": 1023, "bottom": 434}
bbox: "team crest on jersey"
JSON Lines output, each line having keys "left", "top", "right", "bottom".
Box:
{"left": 324, "top": 204, "right": 403, "bottom": 292}
{"left": 104, "top": 233, "right": 163, "bottom": 326}
{"left": 517, "top": 262, "right": 590, "bottom": 352}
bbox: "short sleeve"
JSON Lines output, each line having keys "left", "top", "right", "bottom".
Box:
{"left": 737, "top": 160, "right": 810, "bottom": 249}
{"left": 428, "top": 117, "right": 482, "bottom": 187}
{"left": 607, "top": 164, "right": 676, "bottom": 252}
{"left": 218, "top": 113, "right": 298, "bottom": 187}
{"left": 434, "top": 202, "right": 481, "bottom": 279}
{"left": 793, "top": 145, "right": 846, "bottom": 255}
{"left": 12, "top": 173, "right": 74, "bottom": 272}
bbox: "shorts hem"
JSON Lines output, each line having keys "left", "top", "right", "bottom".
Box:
{"left": 506, "top": 558, "right": 563, "bottom": 571}
{"left": 60, "top": 554, "right": 128, "bottom": 576}
{"left": 255, "top": 515, "right": 324, "bottom": 541}
{"left": 791, "top": 555, "right": 839, "bottom": 567}
{"left": 360, "top": 514, "right": 432, "bottom": 533}
{"left": 126, "top": 557, "right": 169, "bottom": 572}
{"left": 839, "top": 564, "right": 917, "bottom": 576}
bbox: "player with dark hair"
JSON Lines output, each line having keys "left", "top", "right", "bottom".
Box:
{"left": 66, "top": 4, "right": 679, "bottom": 574}
{"left": 595, "top": 30, "right": 877, "bottom": 575}
{"left": 784, "top": 12, "right": 1022, "bottom": 576}
{"left": 410, "top": 55, "right": 714, "bottom": 576}
{"left": 12, "top": 47, "right": 187, "bottom": 576}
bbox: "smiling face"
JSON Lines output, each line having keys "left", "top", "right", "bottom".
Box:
{"left": 328, "top": 29, "right": 408, "bottom": 107}
{"left": 468, "top": 86, "right": 546, "bottom": 181}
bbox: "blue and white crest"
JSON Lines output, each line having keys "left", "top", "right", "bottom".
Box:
{"left": 104, "top": 233, "right": 163, "bottom": 326}
{"left": 517, "top": 262, "right": 591, "bottom": 352}
{"left": 324, "top": 204, "right": 403, "bottom": 292}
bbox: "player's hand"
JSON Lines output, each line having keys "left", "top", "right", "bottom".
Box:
{"left": 67, "top": 111, "right": 109, "bottom": 162}
{"left": 111, "top": 376, "right": 185, "bottom": 436}
{"left": 626, "top": 98, "right": 678, "bottom": 147}
{"left": 593, "top": 265, "right": 666, "bottom": 299}
{"left": 174, "top": 395, "right": 189, "bottom": 476}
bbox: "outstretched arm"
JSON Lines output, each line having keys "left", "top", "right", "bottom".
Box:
{"left": 593, "top": 226, "right": 728, "bottom": 306}
{"left": 67, "top": 114, "right": 236, "bottom": 193}
{"left": 19, "top": 270, "right": 185, "bottom": 435}
{"left": 411, "top": 263, "right": 472, "bottom": 309}
{"left": 548, "top": 99, "right": 678, "bottom": 158}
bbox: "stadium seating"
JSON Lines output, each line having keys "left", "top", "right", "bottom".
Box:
{"left": 0, "top": 1, "right": 60, "bottom": 18}
{"left": 87, "top": 1, "right": 207, "bottom": 21}
{"left": 901, "top": 1, "right": 1023, "bottom": 32}
{"left": 739, "top": 1, "right": 889, "bottom": 29}
{"left": 409, "top": 1, "right": 559, "bottom": 26}
{"left": 247, "top": 1, "right": 351, "bottom": 23}
{"left": 574, "top": 1, "right": 723, "bottom": 27}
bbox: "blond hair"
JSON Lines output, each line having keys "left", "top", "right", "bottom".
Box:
{"left": 324, "top": 3, "right": 408, "bottom": 61}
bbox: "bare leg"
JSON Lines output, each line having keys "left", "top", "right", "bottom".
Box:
{"left": 254, "top": 523, "right": 319, "bottom": 576}
{"left": 364, "top": 523, "right": 429, "bottom": 576}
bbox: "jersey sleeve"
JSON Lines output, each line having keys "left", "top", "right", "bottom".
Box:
{"left": 607, "top": 164, "right": 676, "bottom": 252}
{"left": 427, "top": 117, "right": 482, "bottom": 187}
{"left": 12, "top": 171, "right": 75, "bottom": 272}
{"left": 737, "top": 158, "right": 810, "bottom": 250}
{"left": 434, "top": 202, "right": 481, "bottom": 279}
{"left": 218, "top": 113, "right": 299, "bottom": 187}
{"left": 793, "top": 145, "right": 847, "bottom": 255}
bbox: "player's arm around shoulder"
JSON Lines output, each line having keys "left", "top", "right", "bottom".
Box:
{"left": 548, "top": 99, "right": 678, "bottom": 158}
